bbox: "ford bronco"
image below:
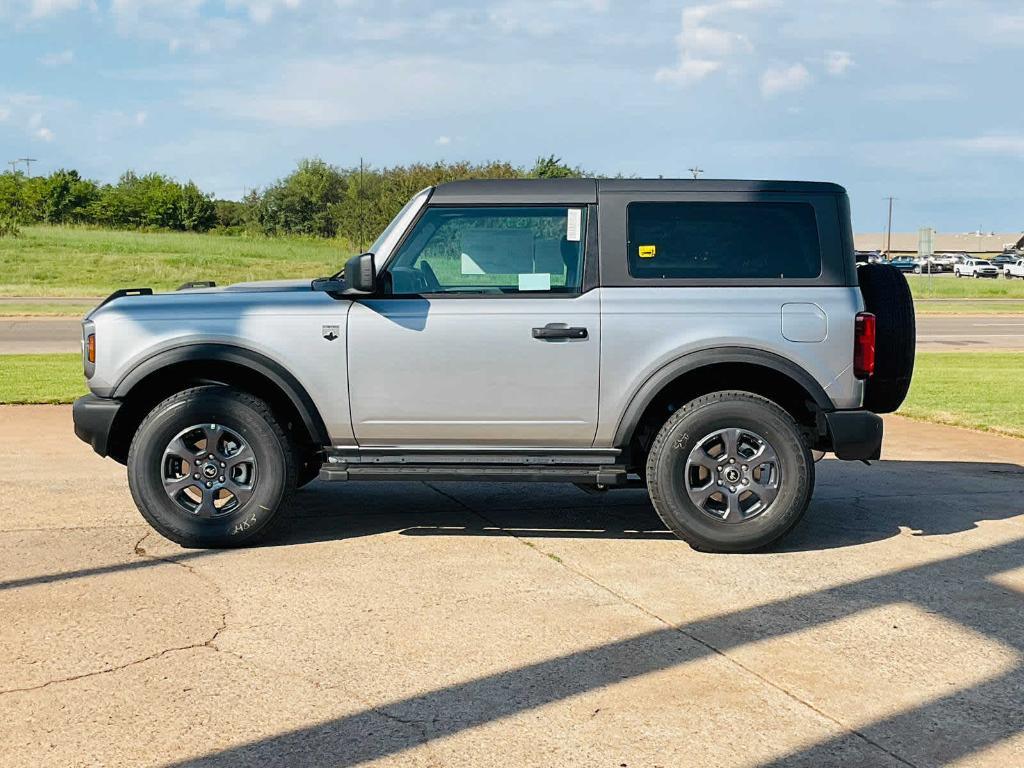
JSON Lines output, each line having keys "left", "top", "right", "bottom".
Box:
{"left": 73, "top": 179, "right": 916, "bottom": 552}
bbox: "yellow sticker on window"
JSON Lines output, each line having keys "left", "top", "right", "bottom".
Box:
{"left": 638, "top": 244, "right": 657, "bottom": 258}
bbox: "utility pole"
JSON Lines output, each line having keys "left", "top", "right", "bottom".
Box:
{"left": 688, "top": 166, "right": 704, "bottom": 179}
{"left": 18, "top": 158, "right": 38, "bottom": 177}
{"left": 884, "top": 196, "right": 896, "bottom": 257}
{"left": 6, "top": 160, "right": 18, "bottom": 174}
{"left": 358, "top": 157, "right": 365, "bottom": 252}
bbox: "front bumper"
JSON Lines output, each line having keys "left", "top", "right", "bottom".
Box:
{"left": 73, "top": 394, "right": 123, "bottom": 457}
{"left": 824, "top": 410, "right": 883, "bottom": 461}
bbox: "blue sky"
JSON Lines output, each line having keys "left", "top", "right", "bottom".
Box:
{"left": 1, "top": 0, "right": 1022, "bottom": 232}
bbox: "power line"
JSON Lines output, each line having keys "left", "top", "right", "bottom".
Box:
{"left": 16, "top": 158, "right": 39, "bottom": 177}
{"left": 884, "top": 196, "right": 897, "bottom": 256}
{"left": 688, "top": 166, "right": 704, "bottom": 179}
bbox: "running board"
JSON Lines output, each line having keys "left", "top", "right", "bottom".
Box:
{"left": 318, "top": 463, "right": 628, "bottom": 486}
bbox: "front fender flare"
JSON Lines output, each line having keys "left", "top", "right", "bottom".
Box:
{"left": 112, "top": 343, "right": 330, "bottom": 446}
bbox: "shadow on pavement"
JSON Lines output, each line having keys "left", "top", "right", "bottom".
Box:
{"left": 4, "top": 460, "right": 1021, "bottom": 592}
{"left": 162, "top": 535, "right": 1024, "bottom": 768}
{"left": 276, "top": 459, "right": 1024, "bottom": 552}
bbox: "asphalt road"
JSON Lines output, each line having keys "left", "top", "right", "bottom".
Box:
{"left": 2, "top": 313, "right": 1022, "bottom": 354}
{"left": 2, "top": 407, "right": 1023, "bottom": 767}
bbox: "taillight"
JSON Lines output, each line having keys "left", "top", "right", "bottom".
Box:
{"left": 854, "top": 312, "right": 876, "bottom": 379}
{"left": 87, "top": 333, "right": 96, "bottom": 364}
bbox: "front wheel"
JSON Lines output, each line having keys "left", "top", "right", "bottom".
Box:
{"left": 645, "top": 391, "right": 814, "bottom": 553}
{"left": 127, "top": 386, "right": 297, "bottom": 548}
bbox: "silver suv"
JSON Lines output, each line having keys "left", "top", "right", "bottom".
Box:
{"left": 73, "top": 179, "right": 916, "bottom": 552}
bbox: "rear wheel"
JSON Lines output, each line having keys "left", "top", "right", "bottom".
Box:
{"left": 645, "top": 391, "right": 814, "bottom": 553}
{"left": 127, "top": 386, "right": 297, "bottom": 548}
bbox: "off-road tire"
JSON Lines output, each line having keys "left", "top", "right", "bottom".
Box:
{"left": 857, "top": 263, "right": 916, "bottom": 413}
{"left": 127, "top": 386, "right": 297, "bottom": 548}
{"left": 646, "top": 391, "right": 814, "bottom": 553}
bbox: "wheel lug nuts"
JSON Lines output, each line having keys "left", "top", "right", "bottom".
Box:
{"left": 742, "top": 465, "right": 747, "bottom": 470}
{"left": 730, "top": 486, "right": 736, "bottom": 492}
{"left": 193, "top": 473, "right": 199, "bottom": 479}
{"left": 219, "top": 476, "right": 225, "bottom": 482}
{"left": 729, "top": 458, "right": 736, "bottom": 464}
{"left": 205, "top": 481, "right": 213, "bottom": 488}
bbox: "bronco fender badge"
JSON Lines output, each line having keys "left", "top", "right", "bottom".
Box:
{"left": 322, "top": 325, "right": 340, "bottom": 341}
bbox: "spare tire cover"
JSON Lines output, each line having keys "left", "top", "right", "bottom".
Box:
{"left": 857, "top": 263, "right": 916, "bottom": 413}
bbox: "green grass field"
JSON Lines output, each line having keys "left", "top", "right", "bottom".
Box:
{"left": 0, "top": 226, "right": 352, "bottom": 297}
{"left": 906, "top": 274, "right": 1024, "bottom": 299}
{"left": 899, "top": 352, "right": 1024, "bottom": 439}
{"left": 0, "top": 354, "right": 85, "bottom": 404}
{"left": 2, "top": 351, "right": 1021, "bottom": 440}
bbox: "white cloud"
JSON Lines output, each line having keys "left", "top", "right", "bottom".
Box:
{"left": 954, "top": 134, "right": 1024, "bottom": 157}
{"left": 869, "top": 83, "right": 959, "bottom": 103}
{"left": 39, "top": 49, "right": 74, "bottom": 67}
{"left": 655, "top": 0, "right": 776, "bottom": 87}
{"left": 488, "top": 0, "right": 610, "bottom": 37}
{"left": 187, "top": 55, "right": 550, "bottom": 128}
{"left": 654, "top": 58, "right": 721, "bottom": 86}
{"left": 824, "top": 50, "right": 853, "bottom": 76}
{"left": 29, "top": 0, "right": 81, "bottom": 18}
{"left": 0, "top": 108, "right": 10, "bottom": 122}
{"left": 35, "top": 126, "right": 56, "bottom": 141}
{"left": 135, "top": 110, "right": 148, "bottom": 125}
{"left": 760, "top": 63, "right": 811, "bottom": 97}
{"left": 435, "top": 135, "right": 451, "bottom": 146}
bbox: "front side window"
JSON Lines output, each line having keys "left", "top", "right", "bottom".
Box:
{"left": 627, "top": 201, "right": 821, "bottom": 280}
{"left": 386, "top": 206, "right": 586, "bottom": 294}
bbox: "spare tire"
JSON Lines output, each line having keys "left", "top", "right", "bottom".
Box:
{"left": 857, "top": 263, "right": 916, "bottom": 413}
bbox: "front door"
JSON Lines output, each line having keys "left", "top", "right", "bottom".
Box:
{"left": 347, "top": 204, "right": 599, "bottom": 447}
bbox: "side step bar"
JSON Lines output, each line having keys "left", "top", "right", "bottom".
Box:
{"left": 319, "top": 463, "right": 628, "bottom": 486}
{"left": 319, "top": 447, "right": 628, "bottom": 485}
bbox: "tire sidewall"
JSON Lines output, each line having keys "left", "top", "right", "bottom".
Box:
{"left": 128, "top": 390, "right": 290, "bottom": 547}
{"left": 648, "top": 397, "right": 812, "bottom": 552}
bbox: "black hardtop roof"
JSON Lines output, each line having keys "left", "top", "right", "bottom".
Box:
{"left": 429, "top": 177, "right": 846, "bottom": 204}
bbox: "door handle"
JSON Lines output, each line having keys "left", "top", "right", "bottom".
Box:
{"left": 532, "top": 325, "right": 588, "bottom": 340}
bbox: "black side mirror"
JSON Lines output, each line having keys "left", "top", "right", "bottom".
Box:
{"left": 343, "top": 253, "right": 377, "bottom": 294}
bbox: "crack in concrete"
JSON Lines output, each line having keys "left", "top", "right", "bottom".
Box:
{"left": 423, "top": 481, "right": 921, "bottom": 768}
{"left": 0, "top": 532, "right": 229, "bottom": 697}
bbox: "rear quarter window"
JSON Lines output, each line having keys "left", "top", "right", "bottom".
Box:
{"left": 627, "top": 201, "right": 822, "bottom": 280}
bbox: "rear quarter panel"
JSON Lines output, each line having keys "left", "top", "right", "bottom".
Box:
{"left": 594, "top": 286, "right": 865, "bottom": 446}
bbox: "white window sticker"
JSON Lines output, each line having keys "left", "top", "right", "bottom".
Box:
{"left": 518, "top": 273, "right": 551, "bottom": 291}
{"left": 566, "top": 208, "right": 582, "bottom": 242}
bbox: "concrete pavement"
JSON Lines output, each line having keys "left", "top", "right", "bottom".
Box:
{"left": 1, "top": 406, "right": 1023, "bottom": 767}
{"left": 2, "top": 313, "right": 1023, "bottom": 353}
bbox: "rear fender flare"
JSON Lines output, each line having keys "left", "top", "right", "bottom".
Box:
{"left": 612, "top": 346, "right": 833, "bottom": 448}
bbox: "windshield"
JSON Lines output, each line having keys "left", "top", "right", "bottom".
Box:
{"left": 977, "top": 260, "right": 993, "bottom": 266}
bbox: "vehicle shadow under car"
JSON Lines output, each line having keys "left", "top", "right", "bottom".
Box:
{"left": 275, "top": 459, "right": 1024, "bottom": 552}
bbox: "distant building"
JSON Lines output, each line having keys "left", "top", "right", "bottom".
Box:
{"left": 855, "top": 232, "right": 1023, "bottom": 258}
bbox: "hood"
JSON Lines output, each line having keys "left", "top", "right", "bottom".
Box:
{"left": 183, "top": 278, "right": 316, "bottom": 294}
{"left": 87, "top": 278, "right": 334, "bottom": 320}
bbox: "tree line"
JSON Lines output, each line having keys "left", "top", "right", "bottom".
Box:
{"left": 0, "top": 155, "right": 584, "bottom": 242}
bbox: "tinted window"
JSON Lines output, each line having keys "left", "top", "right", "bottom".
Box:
{"left": 627, "top": 201, "right": 821, "bottom": 280}
{"left": 387, "top": 206, "right": 586, "bottom": 294}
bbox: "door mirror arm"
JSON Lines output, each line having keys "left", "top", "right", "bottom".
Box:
{"left": 312, "top": 253, "right": 378, "bottom": 296}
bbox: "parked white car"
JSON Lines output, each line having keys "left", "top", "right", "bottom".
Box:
{"left": 1004, "top": 259, "right": 1024, "bottom": 279}
{"left": 954, "top": 258, "right": 1000, "bottom": 278}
